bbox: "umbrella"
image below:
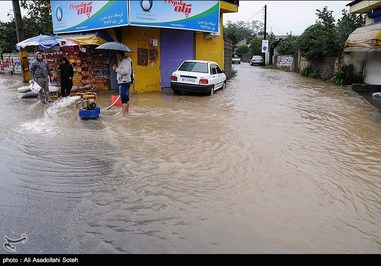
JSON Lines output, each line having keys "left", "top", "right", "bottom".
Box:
{"left": 95, "top": 41, "right": 133, "bottom": 53}
{"left": 16, "top": 35, "right": 62, "bottom": 51}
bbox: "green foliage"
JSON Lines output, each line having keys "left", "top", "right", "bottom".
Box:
{"left": 299, "top": 23, "right": 339, "bottom": 59}
{"left": 298, "top": 6, "right": 364, "bottom": 59}
{"left": 331, "top": 64, "right": 363, "bottom": 85}
{"left": 316, "top": 6, "right": 336, "bottom": 28}
{"left": 230, "top": 69, "right": 237, "bottom": 79}
{"left": 224, "top": 20, "right": 263, "bottom": 45}
{"left": 20, "top": 0, "right": 53, "bottom": 36}
{"left": 236, "top": 45, "right": 249, "bottom": 55}
{"left": 299, "top": 6, "right": 340, "bottom": 59}
{"left": 0, "top": 21, "right": 18, "bottom": 53}
{"left": 301, "top": 64, "right": 363, "bottom": 85}
{"left": 249, "top": 37, "right": 262, "bottom": 56}
{"left": 336, "top": 9, "right": 365, "bottom": 50}
{"left": 277, "top": 35, "right": 299, "bottom": 55}
{"left": 300, "top": 67, "right": 321, "bottom": 79}
{"left": 0, "top": 0, "right": 53, "bottom": 53}
{"left": 264, "top": 65, "right": 291, "bottom": 72}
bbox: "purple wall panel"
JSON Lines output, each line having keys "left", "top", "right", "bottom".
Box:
{"left": 160, "top": 29, "right": 194, "bottom": 88}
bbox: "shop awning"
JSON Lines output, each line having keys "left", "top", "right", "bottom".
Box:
{"left": 59, "top": 30, "right": 116, "bottom": 46}
{"left": 61, "top": 34, "right": 107, "bottom": 46}
{"left": 345, "top": 22, "right": 381, "bottom": 52}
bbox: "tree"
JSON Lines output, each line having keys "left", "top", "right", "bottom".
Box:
{"left": 20, "top": 0, "right": 53, "bottom": 36}
{"left": 0, "top": 21, "right": 18, "bottom": 53}
{"left": 0, "top": 0, "right": 53, "bottom": 53}
{"left": 316, "top": 6, "right": 335, "bottom": 28}
{"left": 224, "top": 20, "right": 262, "bottom": 45}
{"left": 236, "top": 45, "right": 250, "bottom": 55}
{"left": 336, "top": 9, "right": 365, "bottom": 50}
{"left": 249, "top": 37, "right": 262, "bottom": 55}
{"left": 277, "top": 35, "right": 299, "bottom": 56}
{"left": 299, "top": 6, "right": 340, "bottom": 59}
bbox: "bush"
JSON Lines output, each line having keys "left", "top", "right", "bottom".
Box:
{"left": 331, "top": 64, "right": 363, "bottom": 85}
{"left": 300, "top": 67, "right": 322, "bottom": 79}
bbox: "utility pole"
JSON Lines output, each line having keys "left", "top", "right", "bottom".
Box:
{"left": 12, "top": 0, "right": 30, "bottom": 82}
{"left": 12, "top": 0, "right": 25, "bottom": 42}
{"left": 262, "top": 5, "right": 267, "bottom": 65}
{"left": 264, "top": 5, "right": 267, "bottom": 40}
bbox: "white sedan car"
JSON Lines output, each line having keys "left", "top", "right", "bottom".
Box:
{"left": 171, "top": 60, "right": 226, "bottom": 96}
{"left": 250, "top": 55, "right": 264, "bottom": 66}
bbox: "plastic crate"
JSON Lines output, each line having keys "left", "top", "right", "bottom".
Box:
{"left": 79, "top": 107, "right": 100, "bottom": 119}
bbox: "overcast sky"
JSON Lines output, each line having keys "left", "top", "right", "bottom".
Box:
{"left": 0, "top": 1, "right": 349, "bottom": 35}
{"left": 224, "top": 1, "right": 349, "bottom": 35}
{"left": 0, "top": 1, "right": 24, "bottom": 20}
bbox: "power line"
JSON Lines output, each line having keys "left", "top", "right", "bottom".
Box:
{"left": 245, "top": 6, "right": 264, "bottom": 22}
{"left": 267, "top": 13, "right": 284, "bottom": 35}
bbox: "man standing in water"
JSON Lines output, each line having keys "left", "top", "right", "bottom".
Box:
{"left": 30, "top": 52, "right": 52, "bottom": 104}
{"left": 113, "top": 51, "right": 132, "bottom": 117}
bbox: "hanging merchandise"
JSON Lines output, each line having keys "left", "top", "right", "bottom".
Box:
{"left": 48, "top": 45, "right": 110, "bottom": 93}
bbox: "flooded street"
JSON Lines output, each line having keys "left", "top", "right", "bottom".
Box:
{"left": 1, "top": 63, "right": 381, "bottom": 254}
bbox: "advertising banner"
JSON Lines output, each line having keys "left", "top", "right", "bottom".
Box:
{"left": 130, "top": 0, "right": 220, "bottom": 33}
{"left": 261, "top": 40, "right": 269, "bottom": 53}
{"left": 51, "top": 1, "right": 129, "bottom": 34}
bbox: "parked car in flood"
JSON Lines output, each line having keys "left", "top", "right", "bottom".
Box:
{"left": 232, "top": 55, "right": 241, "bottom": 64}
{"left": 170, "top": 60, "right": 226, "bottom": 96}
{"left": 250, "top": 55, "right": 264, "bottom": 66}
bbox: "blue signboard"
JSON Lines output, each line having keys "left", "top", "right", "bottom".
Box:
{"left": 51, "top": 0, "right": 220, "bottom": 34}
{"left": 51, "top": 0, "right": 129, "bottom": 34}
{"left": 129, "top": 0, "right": 220, "bottom": 33}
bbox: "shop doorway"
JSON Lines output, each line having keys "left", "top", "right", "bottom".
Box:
{"left": 160, "top": 29, "right": 194, "bottom": 88}
{"left": 364, "top": 51, "right": 381, "bottom": 85}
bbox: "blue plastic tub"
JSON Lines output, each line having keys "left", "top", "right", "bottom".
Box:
{"left": 79, "top": 107, "right": 100, "bottom": 119}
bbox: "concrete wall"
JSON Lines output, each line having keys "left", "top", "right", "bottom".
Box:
{"left": 342, "top": 51, "right": 367, "bottom": 77}
{"left": 276, "top": 55, "right": 294, "bottom": 71}
{"left": 308, "top": 56, "right": 339, "bottom": 75}
{"left": 0, "top": 52, "right": 34, "bottom": 75}
{"left": 297, "top": 54, "right": 340, "bottom": 77}
{"left": 224, "top": 37, "right": 233, "bottom": 79}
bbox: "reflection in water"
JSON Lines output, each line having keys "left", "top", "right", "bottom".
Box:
{"left": 0, "top": 65, "right": 381, "bottom": 254}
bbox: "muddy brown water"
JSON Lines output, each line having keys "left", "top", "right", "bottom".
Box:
{"left": 0, "top": 64, "right": 380, "bottom": 254}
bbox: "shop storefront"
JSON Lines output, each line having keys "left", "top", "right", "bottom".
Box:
{"left": 344, "top": 22, "right": 381, "bottom": 85}
{"left": 49, "top": 0, "right": 225, "bottom": 93}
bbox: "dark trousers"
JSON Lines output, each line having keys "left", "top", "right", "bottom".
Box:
{"left": 61, "top": 77, "right": 73, "bottom": 97}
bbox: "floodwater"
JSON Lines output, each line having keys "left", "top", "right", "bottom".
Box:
{"left": 0, "top": 63, "right": 381, "bottom": 254}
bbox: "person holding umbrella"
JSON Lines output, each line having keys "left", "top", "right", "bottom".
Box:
{"left": 113, "top": 51, "right": 132, "bottom": 117}
{"left": 96, "top": 41, "right": 134, "bottom": 114}
{"left": 30, "top": 51, "right": 52, "bottom": 104}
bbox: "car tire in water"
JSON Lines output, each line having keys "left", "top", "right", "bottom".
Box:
{"left": 208, "top": 86, "right": 214, "bottom": 96}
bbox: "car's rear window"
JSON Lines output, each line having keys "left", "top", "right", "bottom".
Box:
{"left": 178, "top": 62, "right": 208, "bottom": 73}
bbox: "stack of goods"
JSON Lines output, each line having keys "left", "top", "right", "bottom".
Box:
{"left": 17, "top": 85, "right": 38, "bottom": 98}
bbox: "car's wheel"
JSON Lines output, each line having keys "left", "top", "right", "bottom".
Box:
{"left": 222, "top": 82, "right": 226, "bottom": 90}
{"left": 208, "top": 86, "right": 214, "bottom": 96}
